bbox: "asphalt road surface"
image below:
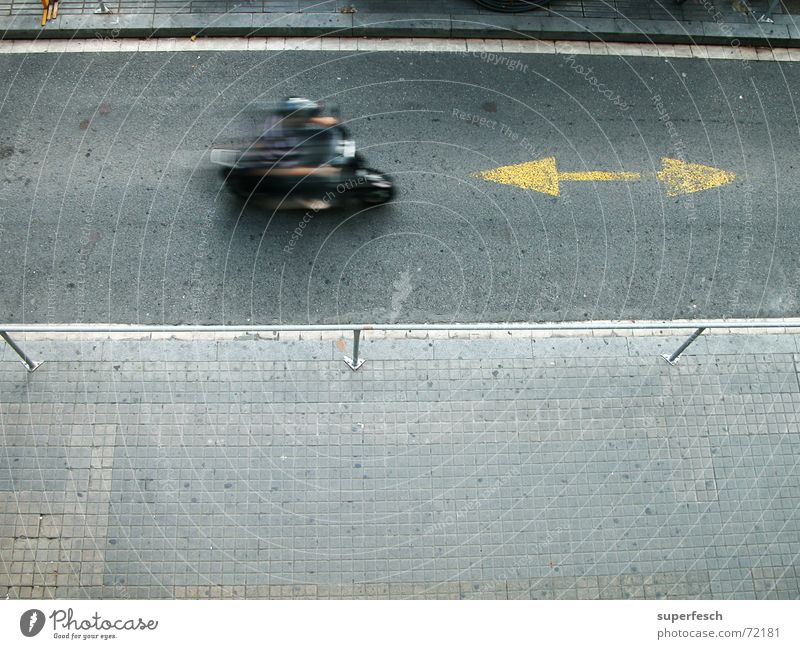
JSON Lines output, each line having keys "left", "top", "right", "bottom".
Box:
{"left": 1, "top": 49, "right": 798, "bottom": 325}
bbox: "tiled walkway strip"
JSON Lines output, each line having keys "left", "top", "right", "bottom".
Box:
{"left": 2, "top": 329, "right": 799, "bottom": 598}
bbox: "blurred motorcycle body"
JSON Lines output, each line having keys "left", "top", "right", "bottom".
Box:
{"left": 211, "top": 99, "right": 394, "bottom": 210}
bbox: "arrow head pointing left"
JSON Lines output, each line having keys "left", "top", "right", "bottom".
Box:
{"left": 474, "top": 157, "right": 562, "bottom": 196}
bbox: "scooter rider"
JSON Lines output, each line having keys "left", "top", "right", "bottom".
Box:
{"left": 235, "top": 97, "right": 344, "bottom": 204}
{"left": 249, "top": 97, "right": 340, "bottom": 171}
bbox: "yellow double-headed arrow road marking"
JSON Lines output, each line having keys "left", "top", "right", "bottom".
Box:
{"left": 475, "top": 157, "right": 736, "bottom": 197}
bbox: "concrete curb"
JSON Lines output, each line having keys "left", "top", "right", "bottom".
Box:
{"left": 1, "top": 12, "right": 798, "bottom": 48}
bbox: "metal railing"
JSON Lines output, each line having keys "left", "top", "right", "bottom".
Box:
{"left": 1, "top": 319, "right": 798, "bottom": 372}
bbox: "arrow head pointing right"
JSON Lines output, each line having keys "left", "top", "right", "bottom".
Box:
{"left": 656, "top": 158, "right": 736, "bottom": 196}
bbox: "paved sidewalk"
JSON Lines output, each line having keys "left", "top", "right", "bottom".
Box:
{"left": 0, "top": 0, "right": 790, "bottom": 20}
{"left": 2, "top": 0, "right": 799, "bottom": 45}
{"left": 1, "top": 329, "right": 799, "bottom": 599}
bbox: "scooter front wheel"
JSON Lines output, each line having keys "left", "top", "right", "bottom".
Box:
{"left": 358, "top": 169, "right": 395, "bottom": 205}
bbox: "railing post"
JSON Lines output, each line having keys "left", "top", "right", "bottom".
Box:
{"left": 1, "top": 332, "right": 41, "bottom": 372}
{"left": 343, "top": 329, "right": 364, "bottom": 370}
{"left": 661, "top": 327, "right": 706, "bottom": 366}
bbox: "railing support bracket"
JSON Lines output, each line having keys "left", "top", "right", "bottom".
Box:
{"left": 1, "top": 332, "right": 42, "bottom": 372}
{"left": 661, "top": 327, "right": 706, "bottom": 366}
{"left": 343, "top": 329, "right": 364, "bottom": 370}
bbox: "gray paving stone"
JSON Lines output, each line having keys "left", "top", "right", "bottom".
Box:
{"left": 707, "top": 21, "right": 792, "bottom": 46}
{"left": 532, "top": 336, "right": 629, "bottom": 358}
{"left": 151, "top": 13, "right": 252, "bottom": 37}
{"left": 703, "top": 334, "right": 798, "bottom": 356}
{"left": 358, "top": 338, "right": 434, "bottom": 361}
{"left": 1, "top": 339, "right": 105, "bottom": 364}
{"left": 621, "top": 17, "right": 702, "bottom": 44}
{"left": 60, "top": 14, "right": 154, "bottom": 39}
{"left": 254, "top": 13, "right": 353, "bottom": 37}
{"left": 101, "top": 340, "right": 219, "bottom": 362}
{"left": 353, "top": 14, "right": 451, "bottom": 38}
{"left": 216, "top": 339, "right": 334, "bottom": 361}
{"left": 432, "top": 338, "right": 532, "bottom": 360}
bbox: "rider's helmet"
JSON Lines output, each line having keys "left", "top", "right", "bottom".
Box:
{"left": 278, "top": 97, "right": 324, "bottom": 119}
